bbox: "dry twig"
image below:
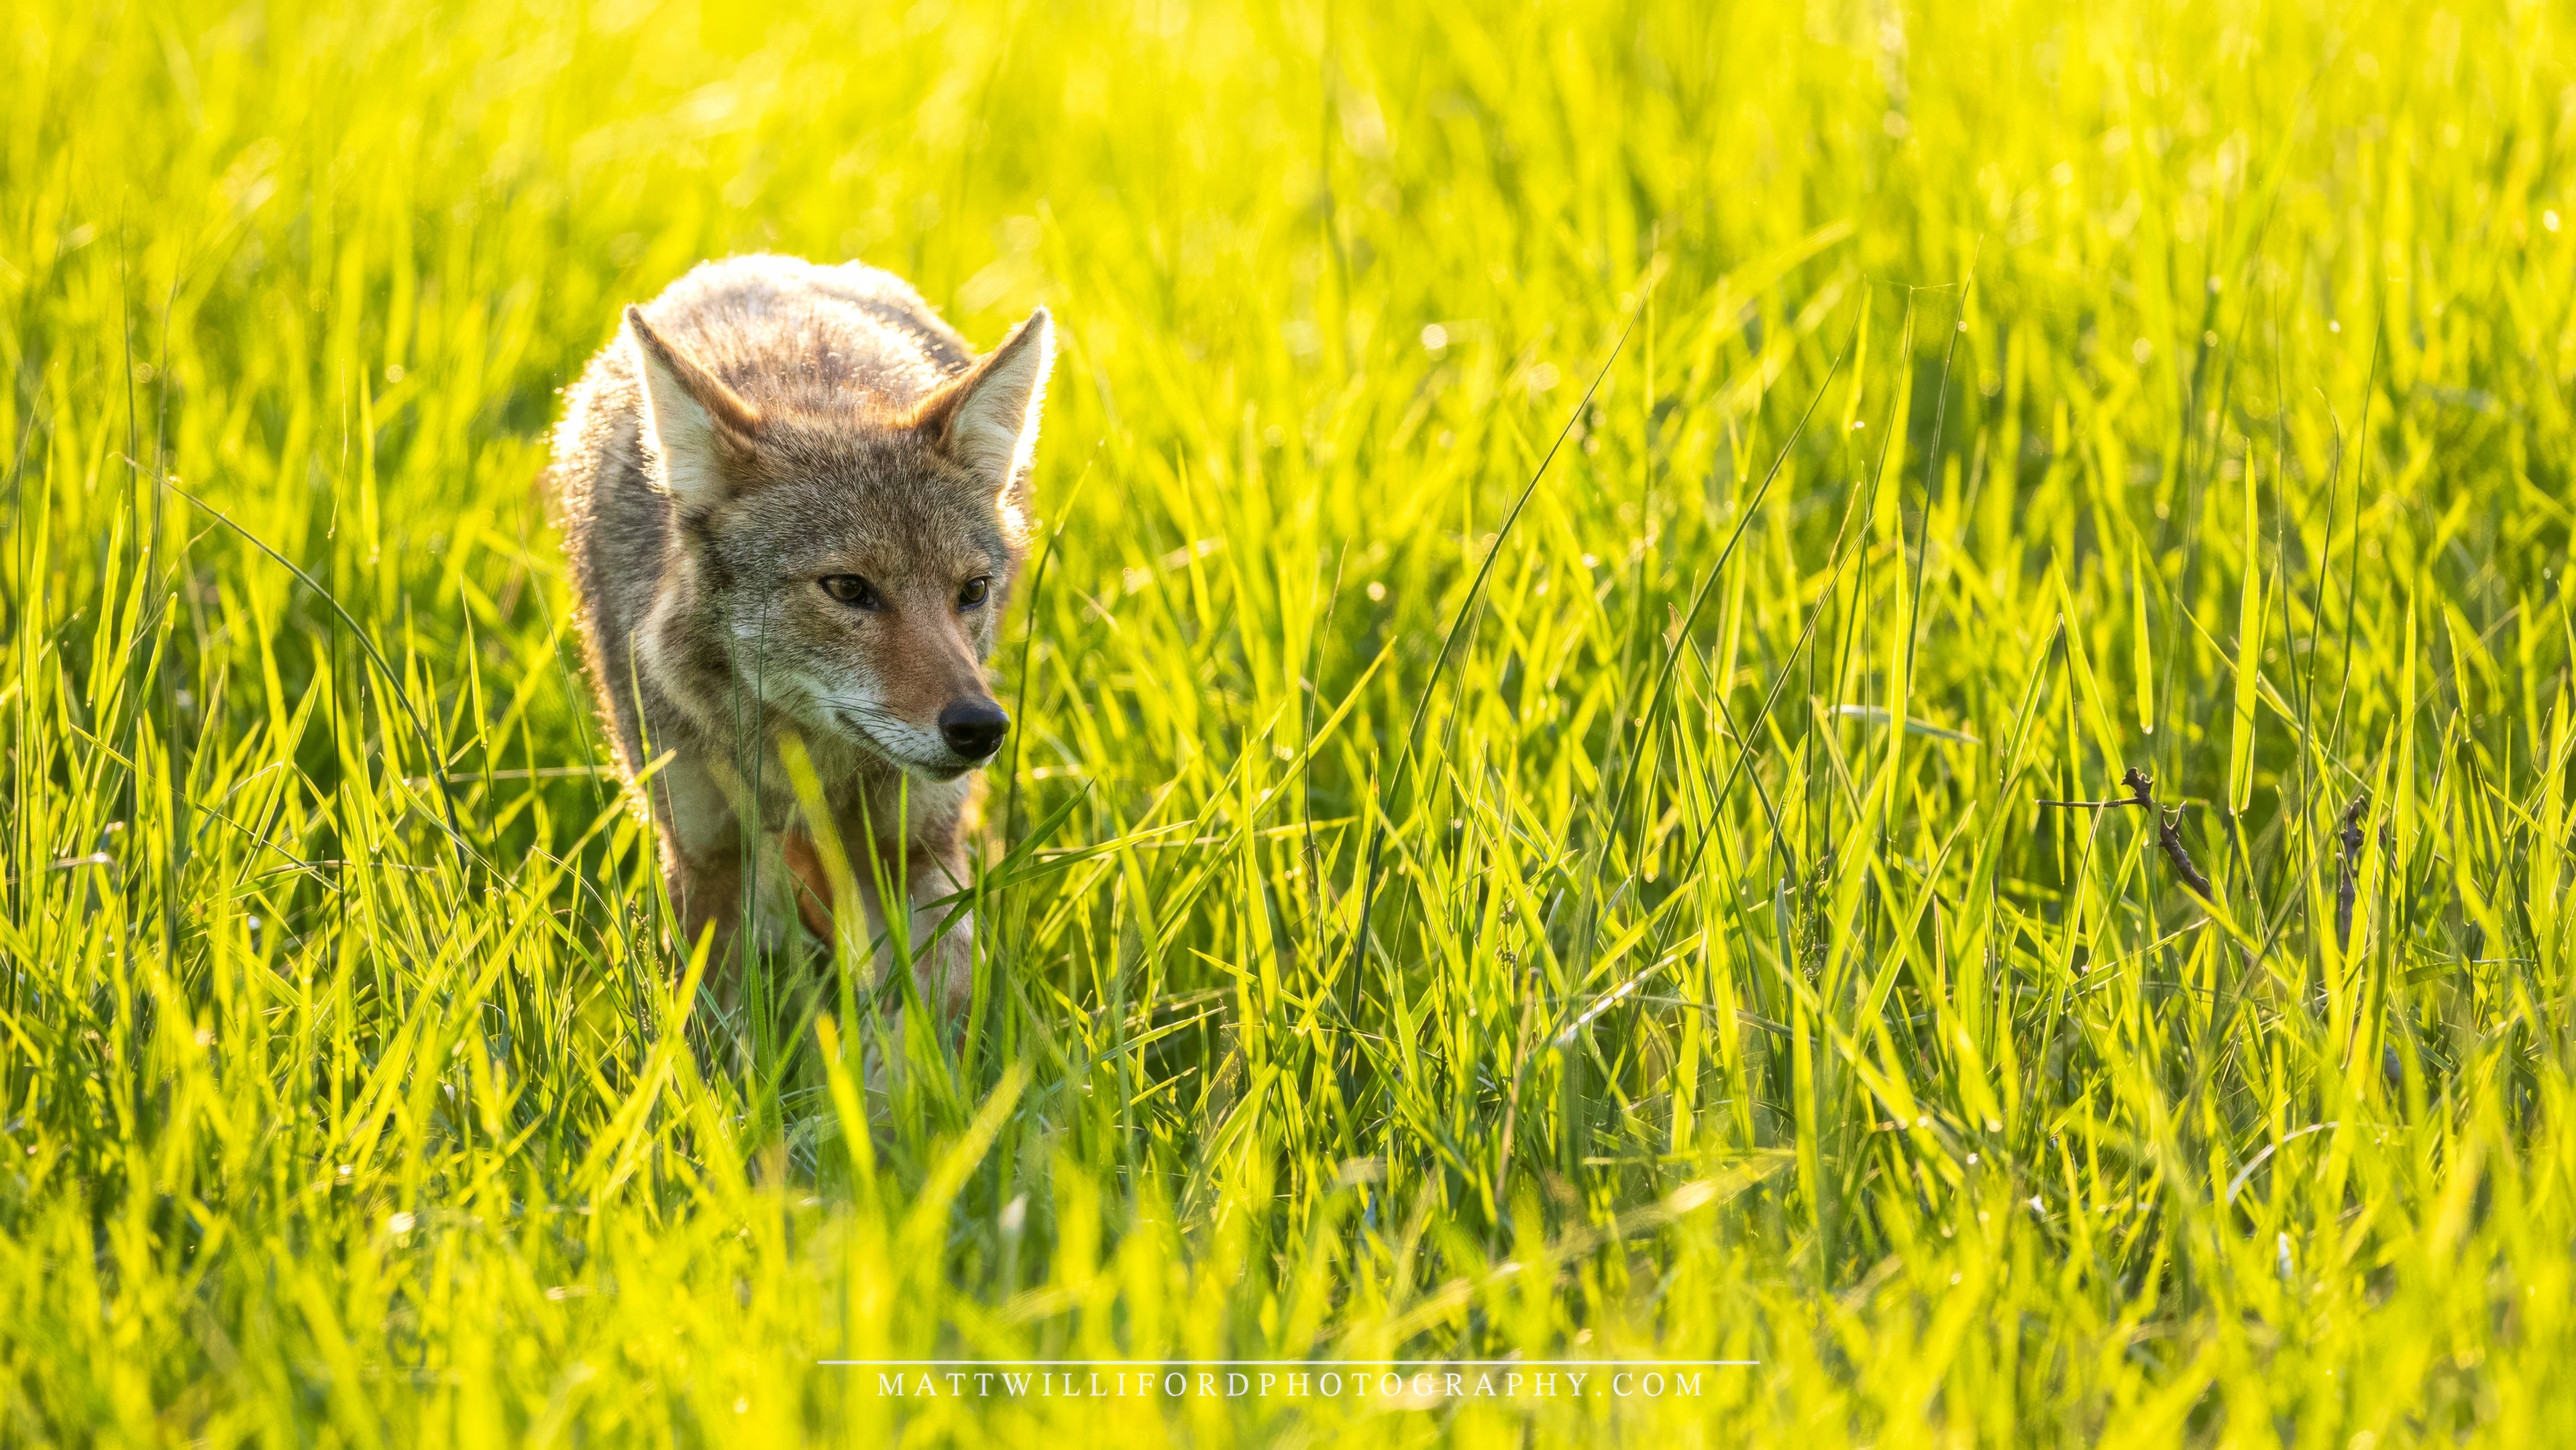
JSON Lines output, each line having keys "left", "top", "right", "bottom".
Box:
{"left": 2038, "top": 768, "right": 2213, "bottom": 902}
{"left": 2335, "top": 792, "right": 2369, "bottom": 949}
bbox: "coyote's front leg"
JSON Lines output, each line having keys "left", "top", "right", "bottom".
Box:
{"left": 782, "top": 820, "right": 975, "bottom": 1029}
{"left": 647, "top": 752, "right": 762, "bottom": 1009}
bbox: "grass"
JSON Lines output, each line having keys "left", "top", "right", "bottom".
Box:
{"left": 5, "top": 0, "right": 2576, "bottom": 1442}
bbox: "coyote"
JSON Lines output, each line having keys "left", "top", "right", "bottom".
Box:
{"left": 549, "top": 254, "right": 1051, "bottom": 1023}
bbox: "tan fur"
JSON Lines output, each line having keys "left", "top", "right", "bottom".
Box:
{"left": 547, "top": 254, "right": 1053, "bottom": 1023}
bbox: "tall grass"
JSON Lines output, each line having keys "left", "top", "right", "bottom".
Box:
{"left": 5, "top": 0, "right": 2575, "bottom": 1441}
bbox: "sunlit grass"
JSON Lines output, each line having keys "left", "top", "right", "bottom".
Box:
{"left": 5, "top": 0, "right": 2575, "bottom": 1442}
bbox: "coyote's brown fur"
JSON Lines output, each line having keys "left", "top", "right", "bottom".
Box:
{"left": 548, "top": 254, "right": 1052, "bottom": 1021}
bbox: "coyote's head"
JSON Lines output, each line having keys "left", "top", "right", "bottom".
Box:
{"left": 624, "top": 303, "right": 1053, "bottom": 782}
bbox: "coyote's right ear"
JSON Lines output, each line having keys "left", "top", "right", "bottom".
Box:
{"left": 625, "top": 305, "right": 762, "bottom": 508}
{"left": 910, "top": 307, "right": 1054, "bottom": 496}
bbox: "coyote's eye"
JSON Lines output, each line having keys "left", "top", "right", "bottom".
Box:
{"left": 958, "top": 576, "right": 991, "bottom": 609}
{"left": 820, "top": 574, "right": 882, "bottom": 609}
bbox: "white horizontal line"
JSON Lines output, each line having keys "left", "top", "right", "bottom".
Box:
{"left": 819, "top": 1359, "right": 1757, "bottom": 1367}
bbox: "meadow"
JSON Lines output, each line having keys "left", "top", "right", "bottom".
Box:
{"left": 5, "top": 0, "right": 2576, "bottom": 1442}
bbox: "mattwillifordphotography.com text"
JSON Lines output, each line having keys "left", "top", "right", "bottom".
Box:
{"left": 830, "top": 1361, "right": 1749, "bottom": 1404}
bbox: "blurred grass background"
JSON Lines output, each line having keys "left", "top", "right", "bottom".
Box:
{"left": 5, "top": 0, "right": 2576, "bottom": 1442}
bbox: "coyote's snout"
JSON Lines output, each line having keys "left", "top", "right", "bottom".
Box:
{"left": 549, "top": 254, "right": 1053, "bottom": 1019}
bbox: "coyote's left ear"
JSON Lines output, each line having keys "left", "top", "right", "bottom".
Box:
{"left": 914, "top": 307, "right": 1054, "bottom": 495}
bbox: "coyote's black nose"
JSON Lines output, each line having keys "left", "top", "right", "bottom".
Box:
{"left": 938, "top": 699, "right": 1011, "bottom": 760}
